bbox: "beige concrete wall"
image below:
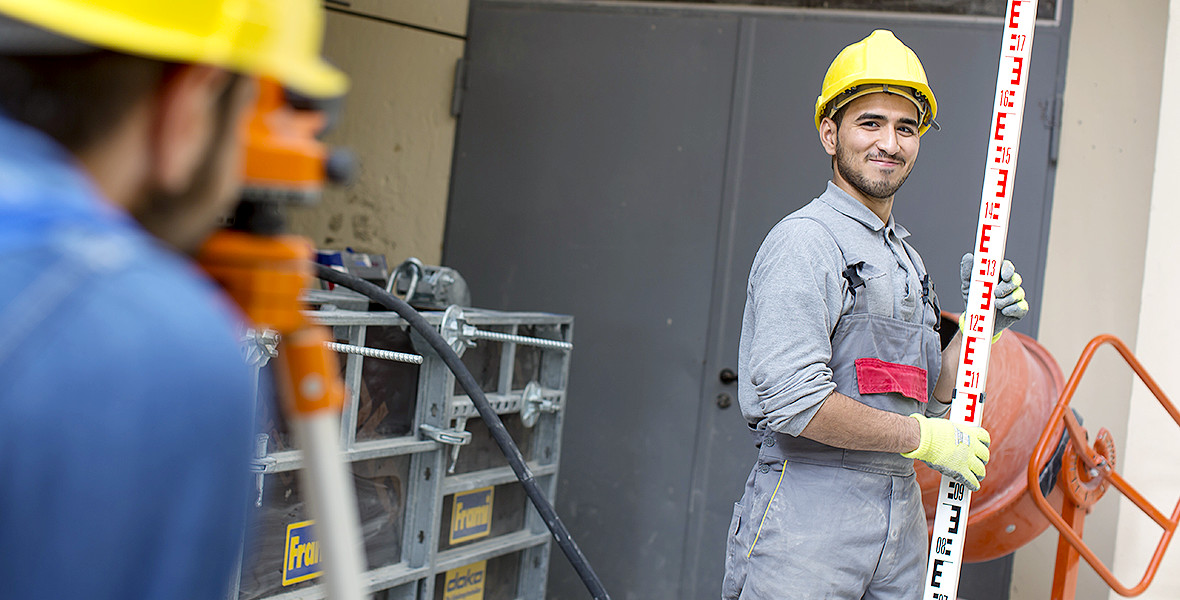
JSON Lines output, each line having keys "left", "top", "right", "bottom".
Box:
{"left": 1107, "top": 0, "right": 1180, "bottom": 596}
{"left": 287, "top": 5, "right": 466, "bottom": 266}
{"left": 1010, "top": 1, "right": 1168, "bottom": 598}
{"left": 344, "top": 0, "right": 469, "bottom": 36}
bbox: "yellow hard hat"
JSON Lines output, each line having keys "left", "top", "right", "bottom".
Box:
{"left": 0, "top": 0, "right": 346, "bottom": 98}
{"left": 815, "top": 30, "right": 937, "bottom": 135}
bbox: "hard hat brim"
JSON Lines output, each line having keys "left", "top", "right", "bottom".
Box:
{"left": 821, "top": 83, "right": 933, "bottom": 132}
{"left": 0, "top": 14, "right": 96, "bottom": 55}
{"left": 270, "top": 59, "right": 349, "bottom": 99}
{"left": 0, "top": 2, "right": 349, "bottom": 98}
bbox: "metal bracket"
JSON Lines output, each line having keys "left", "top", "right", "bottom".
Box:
{"left": 521, "top": 381, "right": 560, "bottom": 428}
{"left": 950, "top": 388, "right": 987, "bottom": 408}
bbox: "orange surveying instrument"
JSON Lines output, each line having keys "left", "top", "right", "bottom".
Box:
{"left": 198, "top": 79, "right": 366, "bottom": 600}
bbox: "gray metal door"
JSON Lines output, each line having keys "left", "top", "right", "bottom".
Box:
{"left": 444, "top": 2, "right": 1070, "bottom": 598}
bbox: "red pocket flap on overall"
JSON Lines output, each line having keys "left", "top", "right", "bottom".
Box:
{"left": 854, "top": 358, "right": 927, "bottom": 403}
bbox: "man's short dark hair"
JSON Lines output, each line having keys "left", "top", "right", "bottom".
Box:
{"left": 0, "top": 51, "right": 169, "bottom": 153}
{"left": 830, "top": 103, "right": 851, "bottom": 131}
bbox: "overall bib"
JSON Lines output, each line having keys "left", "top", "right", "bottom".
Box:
{"left": 723, "top": 205, "right": 942, "bottom": 600}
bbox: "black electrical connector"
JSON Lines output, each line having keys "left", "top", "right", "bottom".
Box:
{"left": 312, "top": 263, "right": 610, "bottom": 600}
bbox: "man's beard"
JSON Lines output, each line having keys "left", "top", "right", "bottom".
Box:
{"left": 132, "top": 138, "right": 226, "bottom": 254}
{"left": 835, "top": 143, "right": 911, "bottom": 200}
{"left": 131, "top": 77, "right": 243, "bottom": 254}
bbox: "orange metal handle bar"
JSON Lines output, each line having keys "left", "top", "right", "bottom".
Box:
{"left": 1027, "top": 334, "right": 1180, "bottom": 596}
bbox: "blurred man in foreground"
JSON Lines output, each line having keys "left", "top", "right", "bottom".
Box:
{"left": 0, "top": 2, "right": 346, "bottom": 598}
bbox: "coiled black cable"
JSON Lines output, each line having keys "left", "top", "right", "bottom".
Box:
{"left": 313, "top": 264, "right": 610, "bottom": 600}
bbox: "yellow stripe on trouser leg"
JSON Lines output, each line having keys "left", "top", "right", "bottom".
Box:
{"left": 747, "top": 463, "right": 786, "bottom": 558}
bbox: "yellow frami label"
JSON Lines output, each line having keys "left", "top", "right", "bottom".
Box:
{"left": 449, "top": 486, "right": 494, "bottom": 545}
{"left": 443, "top": 560, "right": 487, "bottom": 600}
{"left": 282, "top": 520, "right": 322, "bottom": 586}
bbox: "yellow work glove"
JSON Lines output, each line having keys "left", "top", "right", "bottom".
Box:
{"left": 902, "top": 413, "right": 991, "bottom": 491}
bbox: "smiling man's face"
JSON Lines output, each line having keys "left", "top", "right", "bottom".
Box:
{"left": 824, "top": 92, "right": 921, "bottom": 206}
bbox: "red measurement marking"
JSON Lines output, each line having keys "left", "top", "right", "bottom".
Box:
{"left": 994, "top": 168, "right": 1010, "bottom": 199}
{"left": 978, "top": 223, "right": 994, "bottom": 254}
{"left": 1009, "top": 0, "right": 1024, "bottom": 29}
{"left": 978, "top": 257, "right": 997, "bottom": 278}
{"left": 963, "top": 335, "right": 979, "bottom": 367}
{"left": 961, "top": 368, "right": 980, "bottom": 390}
{"left": 985, "top": 200, "right": 1001, "bottom": 221}
{"left": 963, "top": 391, "right": 979, "bottom": 421}
{"left": 969, "top": 313, "right": 984, "bottom": 334}
{"left": 978, "top": 280, "right": 995, "bottom": 311}
{"left": 994, "top": 145, "right": 1012, "bottom": 165}
{"left": 993, "top": 112, "right": 1008, "bottom": 141}
{"left": 1000, "top": 89, "right": 1016, "bottom": 108}
{"left": 1009, "top": 33, "right": 1027, "bottom": 53}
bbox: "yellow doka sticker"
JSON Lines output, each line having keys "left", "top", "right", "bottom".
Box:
{"left": 282, "top": 520, "right": 322, "bottom": 586}
{"left": 443, "top": 560, "right": 487, "bottom": 600}
{"left": 449, "top": 486, "right": 494, "bottom": 545}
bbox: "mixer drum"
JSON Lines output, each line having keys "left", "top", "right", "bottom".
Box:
{"left": 916, "top": 314, "right": 1068, "bottom": 562}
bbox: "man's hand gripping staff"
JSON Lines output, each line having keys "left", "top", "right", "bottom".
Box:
{"left": 904, "top": 414, "right": 991, "bottom": 491}
{"left": 960, "top": 252, "right": 1029, "bottom": 341}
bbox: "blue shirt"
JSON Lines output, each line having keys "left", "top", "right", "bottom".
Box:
{"left": 0, "top": 113, "right": 256, "bottom": 598}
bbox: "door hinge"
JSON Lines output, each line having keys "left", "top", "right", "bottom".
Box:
{"left": 451, "top": 57, "right": 467, "bottom": 118}
{"left": 1048, "top": 91, "right": 1064, "bottom": 165}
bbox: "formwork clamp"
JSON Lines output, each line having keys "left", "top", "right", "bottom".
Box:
{"left": 419, "top": 423, "right": 472, "bottom": 447}
{"left": 250, "top": 434, "right": 277, "bottom": 507}
{"left": 421, "top": 421, "right": 474, "bottom": 474}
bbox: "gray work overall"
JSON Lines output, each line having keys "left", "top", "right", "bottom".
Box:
{"left": 722, "top": 203, "right": 943, "bottom": 600}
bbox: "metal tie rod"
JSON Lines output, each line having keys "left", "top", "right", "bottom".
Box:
{"left": 324, "top": 341, "right": 424, "bottom": 365}
{"left": 441, "top": 305, "right": 572, "bottom": 354}
{"left": 468, "top": 328, "right": 572, "bottom": 350}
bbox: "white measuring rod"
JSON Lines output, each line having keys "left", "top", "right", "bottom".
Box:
{"left": 922, "top": 1, "right": 1039, "bottom": 598}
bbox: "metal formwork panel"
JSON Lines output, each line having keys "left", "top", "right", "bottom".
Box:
{"left": 231, "top": 295, "right": 572, "bottom": 600}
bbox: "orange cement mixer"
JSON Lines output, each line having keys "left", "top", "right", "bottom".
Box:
{"left": 918, "top": 315, "right": 1180, "bottom": 599}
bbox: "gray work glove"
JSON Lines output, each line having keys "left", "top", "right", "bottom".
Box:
{"left": 960, "top": 253, "right": 1029, "bottom": 337}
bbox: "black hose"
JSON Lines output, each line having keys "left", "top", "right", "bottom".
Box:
{"left": 313, "top": 264, "right": 610, "bottom": 600}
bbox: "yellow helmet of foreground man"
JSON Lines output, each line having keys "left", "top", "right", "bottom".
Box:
{"left": 0, "top": 0, "right": 347, "bottom": 97}
{"left": 815, "top": 29, "right": 938, "bottom": 135}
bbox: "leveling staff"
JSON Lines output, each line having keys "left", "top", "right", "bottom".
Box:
{"left": 0, "top": 2, "right": 345, "bottom": 598}
{"left": 722, "top": 30, "right": 1030, "bottom": 599}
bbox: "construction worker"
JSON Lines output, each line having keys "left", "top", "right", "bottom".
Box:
{"left": 0, "top": 2, "right": 345, "bottom": 598}
{"left": 722, "top": 30, "right": 1029, "bottom": 599}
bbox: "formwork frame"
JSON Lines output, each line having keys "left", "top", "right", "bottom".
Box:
{"left": 230, "top": 292, "right": 572, "bottom": 600}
